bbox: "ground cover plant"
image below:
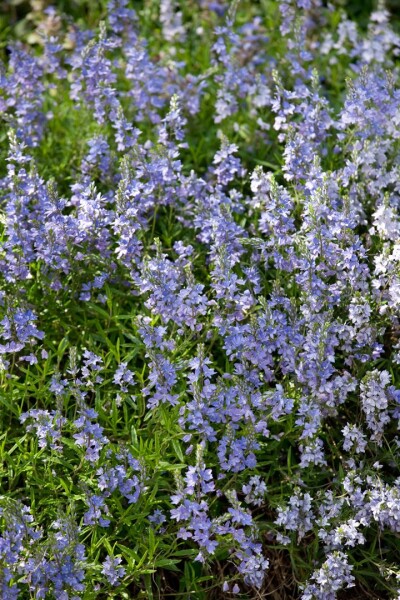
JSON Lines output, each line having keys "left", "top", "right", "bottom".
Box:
{"left": 0, "top": 0, "right": 400, "bottom": 598}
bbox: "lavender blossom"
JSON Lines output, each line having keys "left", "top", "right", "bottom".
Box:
{"left": 102, "top": 555, "right": 126, "bottom": 586}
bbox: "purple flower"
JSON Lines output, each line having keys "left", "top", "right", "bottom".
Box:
{"left": 101, "top": 556, "right": 126, "bottom": 586}
{"left": 148, "top": 509, "right": 166, "bottom": 526}
{"left": 20, "top": 409, "right": 66, "bottom": 452}
{"left": 113, "top": 362, "right": 134, "bottom": 392}
{"left": 302, "top": 551, "right": 355, "bottom": 599}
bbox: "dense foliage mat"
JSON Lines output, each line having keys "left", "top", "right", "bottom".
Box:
{"left": 0, "top": 0, "right": 400, "bottom": 598}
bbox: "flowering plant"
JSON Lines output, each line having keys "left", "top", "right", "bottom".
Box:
{"left": 1, "top": 0, "right": 400, "bottom": 598}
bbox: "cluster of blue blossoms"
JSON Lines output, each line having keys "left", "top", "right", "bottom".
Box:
{"left": 1, "top": 0, "right": 400, "bottom": 598}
